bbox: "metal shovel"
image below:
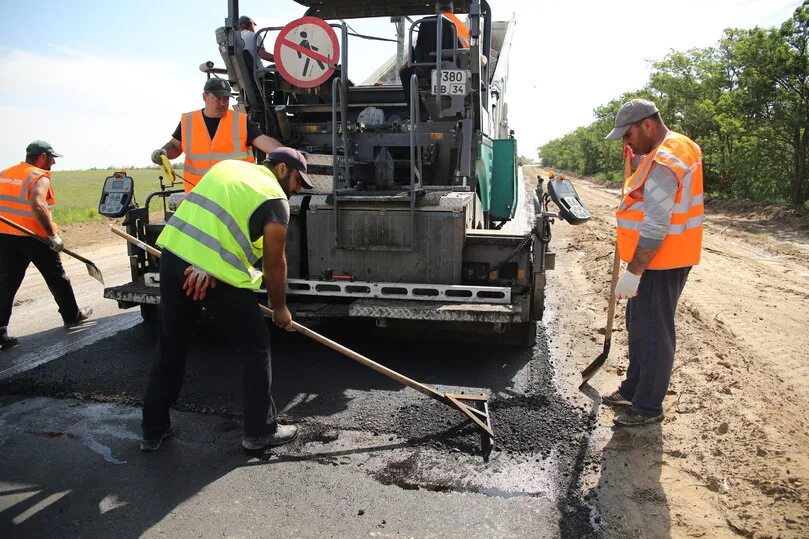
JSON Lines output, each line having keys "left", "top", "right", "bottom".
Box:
{"left": 579, "top": 154, "right": 631, "bottom": 388}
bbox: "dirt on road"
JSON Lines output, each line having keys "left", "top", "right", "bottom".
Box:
{"left": 526, "top": 166, "right": 809, "bottom": 538}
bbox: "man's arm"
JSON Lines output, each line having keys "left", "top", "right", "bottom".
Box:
{"left": 615, "top": 163, "right": 679, "bottom": 298}
{"left": 251, "top": 134, "right": 282, "bottom": 155}
{"left": 257, "top": 46, "right": 274, "bottom": 63}
{"left": 29, "top": 177, "right": 56, "bottom": 236}
{"left": 162, "top": 138, "right": 183, "bottom": 159}
{"left": 262, "top": 221, "right": 292, "bottom": 329}
{"left": 628, "top": 164, "right": 678, "bottom": 274}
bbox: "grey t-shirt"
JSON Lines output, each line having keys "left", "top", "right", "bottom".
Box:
{"left": 637, "top": 163, "right": 678, "bottom": 249}
{"left": 248, "top": 198, "right": 290, "bottom": 242}
{"left": 241, "top": 30, "right": 265, "bottom": 69}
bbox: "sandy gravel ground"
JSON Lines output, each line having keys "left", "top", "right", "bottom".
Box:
{"left": 526, "top": 166, "right": 809, "bottom": 538}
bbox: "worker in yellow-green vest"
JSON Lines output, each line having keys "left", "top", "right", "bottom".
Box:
{"left": 140, "top": 148, "right": 314, "bottom": 452}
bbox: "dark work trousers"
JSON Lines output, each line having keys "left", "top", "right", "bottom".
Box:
{"left": 0, "top": 233, "right": 81, "bottom": 328}
{"left": 141, "top": 249, "right": 277, "bottom": 440}
{"left": 619, "top": 266, "right": 691, "bottom": 417}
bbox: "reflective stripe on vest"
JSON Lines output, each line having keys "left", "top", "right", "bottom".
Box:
{"left": 441, "top": 13, "right": 471, "bottom": 48}
{"left": 156, "top": 160, "right": 287, "bottom": 289}
{"left": 181, "top": 109, "right": 255, "bottom": 192}
{"left": 0, "top": 163, "right": 55, "bottom": 237}
{"left": 615, "top": 132, "right": 704, "bottom": 269}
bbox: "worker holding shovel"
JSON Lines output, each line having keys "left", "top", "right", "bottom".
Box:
{"left": 0, "top": 141, "right": 93, "bottom": 350}
{"left": 601, "top": 99, "right": 704, "bottom": 427}
{"left": 140, "top": 149, "right": 314, "bottom": 451}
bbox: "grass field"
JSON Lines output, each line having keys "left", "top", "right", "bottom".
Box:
{"left": 49, "top": 168, "right": 178, "bottom": 224}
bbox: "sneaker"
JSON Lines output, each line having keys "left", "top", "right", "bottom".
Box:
{"left": 140, "top": 425, "right": 176, "bottom": 451}
{"left": 601, "top": 390, "right": 632, "bottom": 407}
{"left": 0, "top": 334, "right": 19, "bottom": 351}
{"left": 242, "top": 423, "right": 298, "bottom": 450}
{"left": 613, "top": 409, "right": 664, "bottom": 427}
{"left": 64, "top": 307, "right": 93, "bottom": 328}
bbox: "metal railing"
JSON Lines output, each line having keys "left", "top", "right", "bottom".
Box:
{"left": 407, "top": 17, "right": 460, "bottom": 118}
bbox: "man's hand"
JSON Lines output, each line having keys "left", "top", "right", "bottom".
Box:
{"left": 182, "top": 265, "right": 216, "bottom": 301}
{"left": 271, "top": 305, "right": 294, "bottom": 331}
{"left": 615, "top": 270, "right": 641, "bottom": 299}
{"left": 151, "top": 148, "right": 168, "bottom": 165}
{"left": 47, "top": 235, "right": 64, "bottom": 252}
{"left": 623, "top": 144, "right": 634, "bottom": 162}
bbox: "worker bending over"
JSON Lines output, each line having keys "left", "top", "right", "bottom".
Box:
{"left": 150, "top": 79, "right": 281, "bottom": 192}
{"left": 601, "top": 99, "right": 704, "bottom": 427}
{"left": 140, "top": 148, "right": 314, "bottom": 451}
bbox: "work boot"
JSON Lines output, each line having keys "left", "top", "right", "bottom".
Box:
{"left": 601, "top": 390, "right": 632, "bottom": 407}
{"left": 140, "top": 425, "right": 176, "bottom": 451}
{"left": 613, "top": 409, "right": 664, "bottom": 427}
{"left": 0, "top": 332, "right": 19, "bottom": 350}
{"left": 242, "top": 423, "right": 298, "bottom": 450}
{"left": 64, "top": 307, "right": 93, "bottom": 328}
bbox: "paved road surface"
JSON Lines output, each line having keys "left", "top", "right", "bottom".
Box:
{"left": 0, "top": 193, "right": 597, "bottom": 537}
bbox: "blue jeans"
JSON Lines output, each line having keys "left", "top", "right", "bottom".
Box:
{"left": 619, "top": 267, "right": 691, "bottom": 416}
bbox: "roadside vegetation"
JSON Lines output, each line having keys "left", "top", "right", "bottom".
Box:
{"left": 539, "top": 2, "right": 809, "bottom": 209}
{"left": 50, "top": 167, "right": 178, "bottom": 225}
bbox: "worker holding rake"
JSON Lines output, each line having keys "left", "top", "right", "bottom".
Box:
{"left": 601, "top": 99, "right": 704, "bottom": 427}
{"left": 140, "top": 149, "right": 314, "bottom": 451}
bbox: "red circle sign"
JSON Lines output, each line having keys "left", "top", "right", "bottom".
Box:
{"left": 274, "top": 16, "right": 340, "bottom": 89}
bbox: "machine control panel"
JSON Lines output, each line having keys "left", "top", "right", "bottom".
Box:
{"left": 547, "top": 176, "right": 591, "bottom": 225}
{"left": 98, "top": 171, "right": 135, "bottom": 218}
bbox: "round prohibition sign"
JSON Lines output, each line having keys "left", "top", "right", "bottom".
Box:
{"left": 274, "top": 16, "right": 340, "bottom": 88}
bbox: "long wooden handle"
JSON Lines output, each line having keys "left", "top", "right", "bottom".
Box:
{"left": 603, "top": 154, "right": 632, "bottom": 346}
{"left": 109, "top": 225, "right": 447, "bottom": 402}
{"left": 0, "top": 213, "right": 95, "bottom": 265}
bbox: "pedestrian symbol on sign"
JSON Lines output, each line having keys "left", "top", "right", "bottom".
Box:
{"left": 274, "top": 16, "right": 340, "bottom": 89}
{"left": 297, "top": 31, "right": 326, "bottom": 77}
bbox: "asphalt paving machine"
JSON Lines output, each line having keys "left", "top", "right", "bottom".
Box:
{"left": 100, "top": 0, "right": 591, "bottom": 345}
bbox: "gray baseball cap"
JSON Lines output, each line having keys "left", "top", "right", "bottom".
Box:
{"left": 266, "top": 147, "right": 313, "bottom": 189}
{"left": 605, "top": 99, "right": 659, "bottom": 140}
{"left": 203, "top": 78, "right": 232, "bottom": 97}
{"left": 238, "top": 15, "right": 254, "bottom": 29}
{"left": 26, "top": 140, "right": 62, "bottom": 158}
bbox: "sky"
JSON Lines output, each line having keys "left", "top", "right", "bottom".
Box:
{"left": 0, "top": 0, "right": 802, "bottom": 170}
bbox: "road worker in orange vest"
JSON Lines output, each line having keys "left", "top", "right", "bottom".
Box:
{"left": 600, "top": 99, "right": 704, "bottom": 427}
{"left": 0, "top": 141, "right": 93, "bottom": 349}
{"left": 150, "top": 79, "right": 282, "bottom": 192}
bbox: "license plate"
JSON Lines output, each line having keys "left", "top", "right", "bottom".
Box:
{"left": 431, "top": 69, "right": 467, "bottom": 95}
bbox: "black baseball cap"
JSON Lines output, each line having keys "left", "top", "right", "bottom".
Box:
{"left": 266, "top": 147, "right": 313, "bottom": 189}
{"left": 26, "top": 140, "right": 62, "bottom": 158}
{"left": 238, "top": 15, "right": 255, "bottom": 28}
{"left": 203, "top": 78, "right": 232, "bottom": 97}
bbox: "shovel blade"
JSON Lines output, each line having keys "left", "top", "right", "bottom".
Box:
{"left": 86, "top": 262, "right": 104, "bottom": 284}
{"left": 579, "top": 339, "right": 611, "bottom": 389}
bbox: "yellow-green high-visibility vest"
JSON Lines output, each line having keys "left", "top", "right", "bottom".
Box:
{"left": 157, "top": 159, "right": 287, "bottom": 289}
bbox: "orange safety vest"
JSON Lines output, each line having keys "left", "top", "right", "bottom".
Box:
{"left": 180, "top": 109, "right": 255, "bottom": 192}
{"left": 615, "top": 132, "right": 704, "bottom": 269}
{"left": 0, "top": 162, "right": 55, "bottom": 238}
{"left": 441, "top": 13, "right": 471, "bottom": 49}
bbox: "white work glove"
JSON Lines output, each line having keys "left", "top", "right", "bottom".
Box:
{"left": 615, "top": 271, "right": 641, "bottom": 299}
{"left": 47, "top": 235, "right": 64, "bottom": 252}
{"left": 151, "top": 148, "right": 168, "bottom": 165}
{"left": 183, "top": 265, "right": 217, "bottom": 301}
